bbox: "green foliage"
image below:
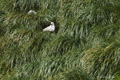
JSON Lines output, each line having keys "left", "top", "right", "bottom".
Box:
{"left": 49, "top": 68, "right": 92, "bottom": 80}
{"left": 0, "top": 0, "right": 120, "bottom": 80}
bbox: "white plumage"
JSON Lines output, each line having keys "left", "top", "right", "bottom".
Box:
{"left": 43, "top": 22, "right": 55, "bottom": 32}
{"left": 28, "top": 10, "right": 37, "bottom": 15}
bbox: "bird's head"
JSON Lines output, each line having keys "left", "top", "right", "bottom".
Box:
{"left": 51, "top": 22, "right": 54, "bottom": 25}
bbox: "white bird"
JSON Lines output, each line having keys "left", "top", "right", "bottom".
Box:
{"left": 28, "top": 10, "right": 37, "bottom": 15}
{"left": 43, "top": 22, "right": 55, "bottom": 32}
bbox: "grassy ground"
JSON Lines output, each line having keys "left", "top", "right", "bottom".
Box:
{"left": 0, "top": 0, "right": 120, "bottom": 80}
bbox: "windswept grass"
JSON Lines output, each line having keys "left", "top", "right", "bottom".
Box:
{"left": 0, "top": 0, "right": 120, "bottom": 80}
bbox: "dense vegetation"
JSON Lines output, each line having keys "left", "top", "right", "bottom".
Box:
{"left": 0, "top": 0, "right": 120, "bottom": 80}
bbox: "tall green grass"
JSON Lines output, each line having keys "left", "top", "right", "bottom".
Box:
{"left": 0, "top": 0, "right": 120, "bottom": 80}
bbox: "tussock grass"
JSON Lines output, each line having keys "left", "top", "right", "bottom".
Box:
{"left": 0, "top": 0, "right": 120, "bottom": 80}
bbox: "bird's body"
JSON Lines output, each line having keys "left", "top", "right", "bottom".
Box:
{"left": 43, "top": 22, "right": 55, "bottom": 32}
{"left": 28, "top": 10, "right": 37, "bottom": 15}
